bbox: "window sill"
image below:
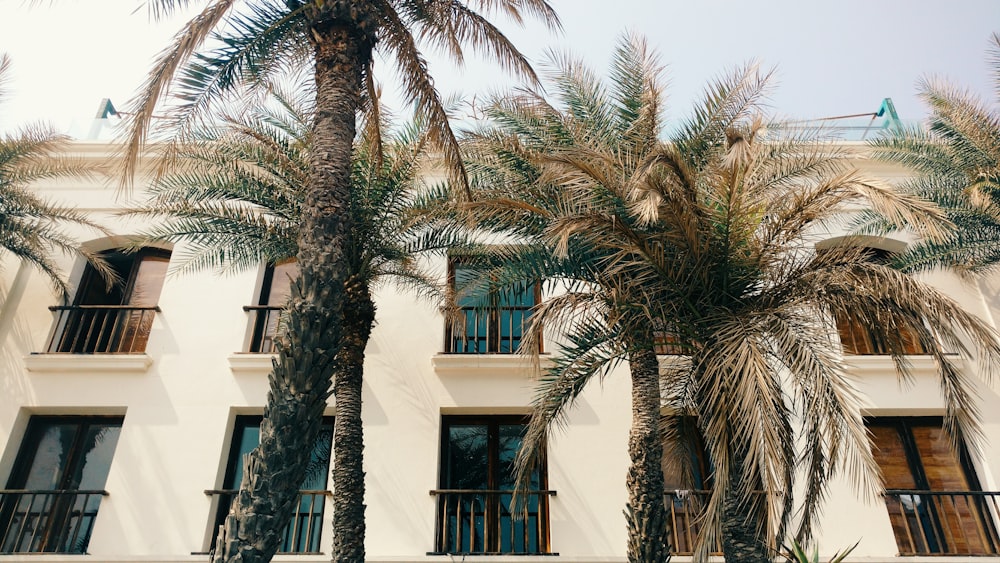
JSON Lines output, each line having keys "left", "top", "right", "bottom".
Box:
{"left": 843, "top": 354, "right": 959, "bottom": 377}
{"left": 24, "top": 353, "right": 153, "bottom": 374}
{"left": 432, "top": 354, "right": 553, "bottom": 376}
{"left": 227, "top": 353, "right": 276, "bottom": 375}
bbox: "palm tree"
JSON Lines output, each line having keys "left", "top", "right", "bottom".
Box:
{"left": 121, "top": 3, "right": 558, "bottom": 562}
{"left": 865, "top": 33, "right": 1000, "bottom": 275}
{"left": 127, "top": 86, "right": 457, "bottom": 563}
{"left": 449, "top": 35, "right": 1000, "bottom": 563}
{"left": 0, "top": 54, "right": 107, "bottom": 300}
{"left": 427, "top": 35, "right": 681, "bottom": 563}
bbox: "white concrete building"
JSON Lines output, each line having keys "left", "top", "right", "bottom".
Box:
{"left": 1, "top": 140, "right": 1000, "bottom": 563}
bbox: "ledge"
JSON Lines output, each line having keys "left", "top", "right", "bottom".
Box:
{"left": 24, "top": 353, "right": 153, "bottom": 374}
{"left": 227, "top": 353, "right": 276, "bottom": 375}
{"left": 844, "top": 354, "right": 959, "bottom": 377}
{"left": 432, "top": 354, "right": 553, "bottom": 376}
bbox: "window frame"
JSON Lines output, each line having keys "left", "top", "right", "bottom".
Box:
{"left": 47, "top": 247, "right": 170, "bottom": 354}
{"left": 661, "top": 416, "right": 715, "bottom": 555}
{"left": 434, "top": 414, "right": 551, "bottom": 555}
{"left": 444, "top": 258, "right": 542, "bottom": 355}
{"left": 822, "top": 246, "right": 927, "bottom": 356}
{"left": 245, "top": 259, "right": 298, "bottom": 354}
{"left": 208, "top": 414, "right": 332, "bottom": 555}
{"left": 866, "top": 416, "right": 998, "bottom": 555}
{"left": 0, "top": 415, "right": 123, "bottom": 554}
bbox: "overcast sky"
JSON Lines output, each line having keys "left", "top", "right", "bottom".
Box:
{"left": 0, "top": 1, "right": 997, "bottom": 137}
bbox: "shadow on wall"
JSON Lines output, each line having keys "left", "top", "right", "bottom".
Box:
{"left": 0, "top": 263, "right": 42, "bottom": 410}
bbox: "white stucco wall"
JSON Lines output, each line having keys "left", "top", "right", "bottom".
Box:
{"left": 0, "top": 143, "right": 999, "bottom": 563}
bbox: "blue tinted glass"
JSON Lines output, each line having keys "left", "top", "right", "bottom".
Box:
{"left": 445, "top": 425, "right": 489, "bottom": 489}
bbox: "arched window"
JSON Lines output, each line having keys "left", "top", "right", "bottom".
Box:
{"left": 662, "top": 417, "right": 713, "bottom": 555}
{"left": 48, "top": 248, "right": 170, "bottom": 354}
{"left": 245, "top": 259, "right": 298, "bottom": 353}
{"left": 830, "top": 247, "right": 926, "bottom": 355}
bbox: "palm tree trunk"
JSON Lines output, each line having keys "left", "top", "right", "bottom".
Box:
{"left": 719, "top": 446, "right": 770, "bottom": 563}
{"left": 625, "top": 342, "right": 671, "bottom": 563}
{"left": 212, "top": 20, "right": 372, "bottom": 563}
{"left": 332, "top": 277, "right": 375, "bottom": 563}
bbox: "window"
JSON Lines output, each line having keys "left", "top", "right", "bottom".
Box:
{"left": 830, "top": 248, "right": 925, "bottom": 355}
{"left": 653, "top": 324, "right": 685, "bottom": 355}
{"left": 445, "top": 260, "right": 538, "bottom": 354}
{"left": 48, "top": 248, "right": 170, "bottom": 353}
{"left": 245, "top": 259, "right": 297, "bottom": 353}
{"left": 867, "top": 417, "right": 999, "bottom": 555}
{"left": 0, "top": 416, "right": 123, "bottom": 553}
{"left": 208, "top": 416, "right": 332, "bottom": 554}
{"left": 836, "top": 313, "right": 925, "bottom": 355}
{"left": 662, "top": 417, "right": 714, "bottom": 555}
{"left": 432, "top": 415, "right": 551, "bottom": 554}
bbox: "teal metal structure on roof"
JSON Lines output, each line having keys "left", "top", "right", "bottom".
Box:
{"left": 768, "top": 98, "right": 906, "bottom": 141}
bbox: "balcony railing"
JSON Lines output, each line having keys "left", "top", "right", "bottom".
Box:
{"left": 884, "top": 490, "right": 1000, "bottom": 555}
{"left": 47, "top": 305, "right": 159, "bottom": 354}
{"left": 0, "top": 489, "right": 107, "bottom": 554}
{"left": 206, "top": 489, "right": 329, "bottom": 554}
{"left": 664, "top": 490, "right": 721, "bottom": 555}
{"left": 243, "top": 305, "right": 283, "bottom": 353}
{"left": 445, "top": 306, "right": 532, "bottom": 354}
{"left": 837, "top": 317, "right": 925, "bottom": 356}
{"left": 430, "top": 489, "right": 554, "bottom": 555}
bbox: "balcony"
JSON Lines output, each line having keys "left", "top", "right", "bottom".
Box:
{"left": 430, "top": 489, "right": 554, "bottom": 555}
{"left": 47, "top": 305, "right": 159, "bottom": 354}
{"left": 884, "top": 490, "right": 1000, "bottom": 555}
{"left": 206, "top": 489, "right": 329, "bottom": 554}
{"left": 664, "top": 490, "right": 720, "bottom": 555}
{"left": 445, "top": 305, "right": 533, "bottom": 354}
{"left": 0, "top": 489, "right": 107, "bottom": 554}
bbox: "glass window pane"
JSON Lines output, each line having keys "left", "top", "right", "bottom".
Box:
{"left": 17, "top": 424, "right": 79, "bottom": 490}
{"left": 74, "top": 425, "right": 122, "bottom": 490}
{"left": 1, "top": 417, "right": 122, "bottom": 555}
{"left": 444, "top": 425, "right": 489, "bottom": 490}
{"left": 455, "top": 267, "right": 489, "bottom": 307}
{"left": 497, "top": 425, "right": 530, "bottom": 489}
{"left": 225, "top": 424, "right": 261, "bottom": 489}
{"left": 224, "top": 417, "right": 330, "bottom": 490}
{"left": 301, "top": 425, "right": 333, "bottom": 491}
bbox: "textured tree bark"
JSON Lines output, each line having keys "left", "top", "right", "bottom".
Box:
{"left": 331, "top": 277, "right": 375, "bottom": 563}
{"left": 624, "top": 342, "right": 671, "bottom": 563}
{"left": 212, "top": 15, "right": 372, "bottom": 563}
{"left": 719, "top": 448, "right": 770, "bottom": 563}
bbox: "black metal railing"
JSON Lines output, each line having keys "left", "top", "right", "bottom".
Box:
{"left": 206, "top": 489, "right": 328, "bottom": 554}
{"left": 445, "top": 306, "right": 532, "bottom": 354}
{"left": 47, "top": 305, "right": 159, "bottom": 354}
{"left": 884, "top": 490, "right": 1000, "bottom": 555}
{"left": 243, "top": 305, "right": 283, "bottom": 353}
{"left": 0, "top": 489, "right": 107, "bottom": 554}
{"left": 430, "top": 489, "right": 554, "bottom": 554}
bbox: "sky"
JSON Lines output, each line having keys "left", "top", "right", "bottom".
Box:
{"left": 0, "top": 1, "right": 997, "bottom": 138}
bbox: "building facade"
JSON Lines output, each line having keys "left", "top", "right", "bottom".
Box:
{"left": 1, "top": 142, "right": 1000, "bottom": 562}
